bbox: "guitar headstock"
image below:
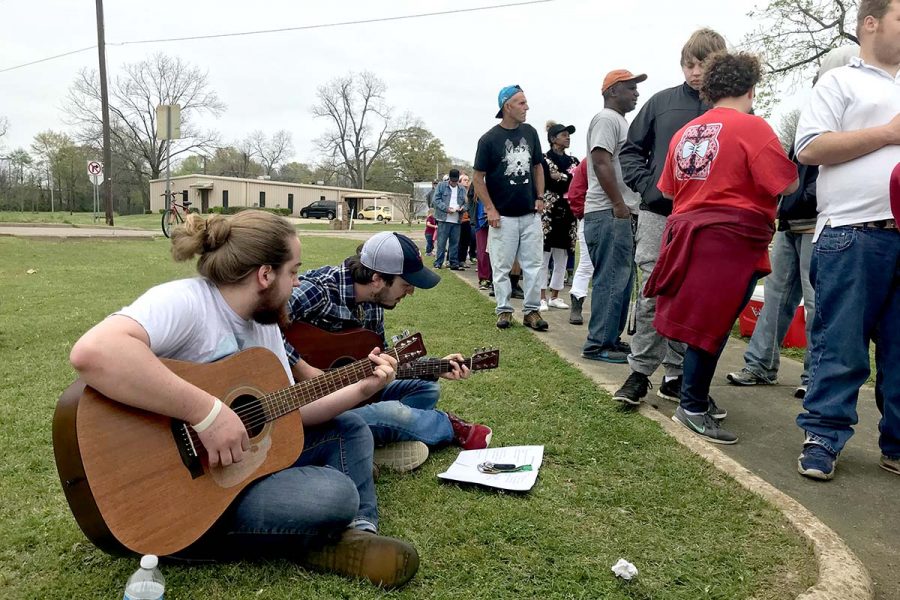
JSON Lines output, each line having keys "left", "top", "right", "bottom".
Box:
{"left": 469, "top": 347, "right": 500, "bottom": 371}
{"left": 391, "top": 333, "right": 426, "bottom": 365}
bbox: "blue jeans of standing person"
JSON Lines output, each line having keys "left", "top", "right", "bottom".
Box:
{"left": 351, "top": 379, "right": 454, "bottom": 446}
{"left": 743, "top": 231, "right": 815, "bottom": 384}
{"left": 682, "top": 277, "right": 759, "bottom": 413}
{"left": 582, "top": 210, "right": 634, "bottom": 353}
{"left": 425, "top": 231, "right": 435, "bottom": 255}
{"left": 434, "top": 221, "right": 461, "bottom": 268}
{"left": 183, "top": 412, "right": 377, "bottom": 558}
{"left": 488, "top": 213, "right": 544, "bottom": 314}
{"left": 797, "top": 226, "right": 900, "bottom": 458}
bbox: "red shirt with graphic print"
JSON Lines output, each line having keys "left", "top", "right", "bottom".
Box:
{"left": 657, "top": 107, "right": 796, "bottom": 220}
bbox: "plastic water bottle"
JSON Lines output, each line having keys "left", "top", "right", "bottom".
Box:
{"left": 123, "top": 555, "right": 165, "bottom": 600}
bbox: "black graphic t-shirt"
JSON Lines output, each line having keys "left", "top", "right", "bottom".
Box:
{"left": 474, "top": 123, "right": 543, "bottom": 217}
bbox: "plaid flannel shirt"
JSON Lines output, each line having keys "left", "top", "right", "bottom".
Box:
{"left": 284, "top": 260, "right": 385, "bottom": 366}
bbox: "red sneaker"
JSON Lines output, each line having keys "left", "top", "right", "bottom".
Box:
{"left": 447, "top": 413, "right": 493, "bottom": 450}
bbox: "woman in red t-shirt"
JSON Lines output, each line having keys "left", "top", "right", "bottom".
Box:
{"left": 645, "top": 52, "right": 798, "bottom": 444}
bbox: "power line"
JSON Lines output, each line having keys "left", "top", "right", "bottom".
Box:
{"left": 0, "top": 45, "right": 96, "bottom": 73}
{"left": 0, "top": 0, "right": 554, "bottom": 74}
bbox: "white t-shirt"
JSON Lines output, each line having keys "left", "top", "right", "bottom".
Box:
{"left": 115, "top": 277, "right": 293, "bottom": 383}
{"left": 795, "top": 57, "right": 900, "bottom": 241}
{"left": 446, "top": 185, "right": 460, "bottom": 224}
{"left": 585, "top": 108, "right": 640, "bottom": 214}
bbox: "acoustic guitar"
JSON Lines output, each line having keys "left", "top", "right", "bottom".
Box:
{"left": 52, "top": 334, "right": 425, "bottom": 557}
{"left": 284, "top": 321, "right": 501, "bottom": 376}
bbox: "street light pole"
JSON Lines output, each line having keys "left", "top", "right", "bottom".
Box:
{"left": 95, "top": 0, "right": 114, "bottom": 225}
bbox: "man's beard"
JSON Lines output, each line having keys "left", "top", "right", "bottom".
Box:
{"left": 372, "top": 287, "right": 398, "bottom": 310}
{"left": 253, "top": 285, "right": 290, "bottom": 327}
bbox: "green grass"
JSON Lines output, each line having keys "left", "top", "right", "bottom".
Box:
{"left": 0, "top": 210, "right": 162, "bottom": 230}
{"left": 0, "top": 237, "right": 816, "bottom": 599}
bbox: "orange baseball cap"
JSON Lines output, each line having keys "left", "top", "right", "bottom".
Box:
{"left": 602, "top": 69, "right": 648, "bottom": 93}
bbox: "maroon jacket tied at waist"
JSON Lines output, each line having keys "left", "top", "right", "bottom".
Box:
{"left": 644, "top": 206, "right": 774, "bottom": 354}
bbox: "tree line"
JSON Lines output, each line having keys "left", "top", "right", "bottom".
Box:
{"left": 0, "top": 55, "right": 458, "bottom": 215}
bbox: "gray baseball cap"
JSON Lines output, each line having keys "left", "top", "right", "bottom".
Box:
{"left": 360, "top": 232, "right": 440, "bottom": 289}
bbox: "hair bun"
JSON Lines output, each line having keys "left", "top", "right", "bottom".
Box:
{"left": 203, "top": 215, "right": 231, "bottom": 251}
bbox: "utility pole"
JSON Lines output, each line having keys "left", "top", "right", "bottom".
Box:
{"left": 95, "top": 0, "right": 114, "bottom": 225}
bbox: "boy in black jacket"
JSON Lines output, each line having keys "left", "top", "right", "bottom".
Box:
{"left": 613, "top": 28, "right": 727, "bottom": 406}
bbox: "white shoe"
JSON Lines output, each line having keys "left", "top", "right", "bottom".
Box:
{"left": 539, "top": 299, "right": 549, "bottom": 312}
{"left": 548, "top": 297, "right": 569, "bottom": 309}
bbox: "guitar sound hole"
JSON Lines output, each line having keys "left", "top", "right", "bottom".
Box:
{"left": 230, "top": 394, "right": 265, "bottom": 438}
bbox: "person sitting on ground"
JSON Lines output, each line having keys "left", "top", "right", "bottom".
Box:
{"left": 68, "top": 210, "right": 419, "bottom": 589}
{"left": 539, "top": 121, "right": 579, "bottom": 312}
{"left": 284, "top": 231, "right": 493, "bottom": 473}
{"left": 647, "top": 51, "right": 798, "bottom": 445}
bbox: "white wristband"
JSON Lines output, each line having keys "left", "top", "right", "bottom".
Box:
{"left": 191, "top": 399, "right": 223, "bottom": 433}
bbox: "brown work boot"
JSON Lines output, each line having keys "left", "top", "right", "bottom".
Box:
{"left": 523, "top": 310, "right": 549, "bottom": 331}
{"left": 496, "top": 312, "right": 513, "bottom": 329}
{"left": 301, "top": 529, "right": 419, "bottom": 589}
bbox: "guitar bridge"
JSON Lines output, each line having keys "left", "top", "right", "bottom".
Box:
{"left": 172, "top": 421, "right": 204, "bottom": 479}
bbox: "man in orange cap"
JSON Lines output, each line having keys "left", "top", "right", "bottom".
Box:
{"left": 580, "top": 69, "right": 646, "bottom": 363}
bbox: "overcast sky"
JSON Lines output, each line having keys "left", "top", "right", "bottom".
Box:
{"left": 2, "top": 0, "right": 797, "bottom": 168}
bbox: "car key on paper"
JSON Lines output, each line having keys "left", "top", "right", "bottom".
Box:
{"left": 477, "top": 461, "right": 533, "bottom": 474}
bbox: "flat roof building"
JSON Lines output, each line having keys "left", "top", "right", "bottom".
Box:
{"left": 149, "top": 174, "right": 411, "bottom": 220}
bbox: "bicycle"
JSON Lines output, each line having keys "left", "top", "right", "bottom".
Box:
{"left": 161, "top": 191, "right": 192, "bottom": 238}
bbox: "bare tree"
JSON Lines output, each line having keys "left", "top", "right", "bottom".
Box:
{"left": 0, "top": 116, "right": 8, "bottom": 143}
{"left": 66, "top": 53, "right": 225, "bottom": 207}
{"left": 250, "top": 130, "right": 294, "bottom": 176}
{"left": 741, "top": 0, "right": 859, "bottom": 115}
{"left": 776, "top": 109, "right": 802, "bottom": 152}
{"left": 311, "top": 71, "right": 407, "bottom": 189}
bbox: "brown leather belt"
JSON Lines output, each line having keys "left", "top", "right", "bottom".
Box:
{"left": 848, "top": 219, "right": 897, "bottom": 230}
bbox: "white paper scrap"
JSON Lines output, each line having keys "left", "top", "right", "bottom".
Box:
{"left": 611, "top": 558, "right": 638, "bottom": 580}
{"left": 437, "top": 445, "right": 544, "bottom": 491}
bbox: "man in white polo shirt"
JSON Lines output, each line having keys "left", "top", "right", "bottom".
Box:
{"left": 794, "top": 0, "right": 900, "bottom": 481}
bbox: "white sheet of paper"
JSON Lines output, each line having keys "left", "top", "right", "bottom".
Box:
{"left": 437, "top": 445, "right": 544, "bottom": 491}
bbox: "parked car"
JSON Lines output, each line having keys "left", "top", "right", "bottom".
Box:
{"left": 357, "top": 205, "right": 393, "bottom": 221}
{"left": 300, "top": 200, "right": 337, "bottom": 219}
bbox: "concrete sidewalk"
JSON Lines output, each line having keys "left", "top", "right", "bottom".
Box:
{"left": 450, "top": 264, "right": 894, "bottom": 600}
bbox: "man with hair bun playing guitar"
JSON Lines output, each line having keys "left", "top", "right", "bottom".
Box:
{"left": 284, "top": 232, "right": 495, "bottom": 473}
{"left": 66, "top": 210, "right": 419, "bottom": 589}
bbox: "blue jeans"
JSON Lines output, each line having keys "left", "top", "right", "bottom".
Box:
{"left": 797, "top": 225, "right": 900, "bottom": 457}
{"left": 425, "top": 231, "right": 435, "bottom": 254}
{"left": 488, "top": 213, "right": 544, "bottom": 314}
{"left": 434, "top": 221, "right": 461, "bottom": 268}
{"left": 351, "top": 379, "right": 454, "bottom": 446}
{"left": 682, "top": 277, "right": 758, "bottom": 413}
{"left": 582, "top": 210, "right": 634, "bottom": 353}
{"left": 183, "top": 412, "right": 376, "bottom": 558}
{"left": 744, "top": 231, "right": 815, "bottom": 384}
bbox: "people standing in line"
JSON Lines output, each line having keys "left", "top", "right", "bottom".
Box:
{"left": 794, "top": 0, "right": 900, "bottom": 481}
{"left": 727, "top": 46, "right": 859, "bottom": 398}
{"left": 539, "top": 121, "right": 580, "bottom": 312}
{"left": 459, "top": 173, "right": 478, "bottom": 265}
{"left": 432, "top": 169, "right": 465, "bottom": 271}
{"left": 474, "top": 85, "right": 549, "bottom": 331}
{"left": 424, "top": 209, "right": 437, "bottom": 257}
{"left": 647, "top": 51, "right": 798, "bottom": 445}
{"left": 68, "top": 210, "right": 419, "bottom": 589}
{"left": 580, "top": 70, "right": 646, "bottom": 363}
{"left": 566, "top": 159, "right": 591, "bottom": 325}
{"left": 614, "top": 28, "right": 727, "bottom": 405}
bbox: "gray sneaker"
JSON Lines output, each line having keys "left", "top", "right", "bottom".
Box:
{"left": 707, "top": 396, "right": 727, "bottom": 420}
{"left": 672, "top": 406, "right": 738, "bottom": 444}
{"left": 726, "top": 368, "right": 776, "bottom": 386}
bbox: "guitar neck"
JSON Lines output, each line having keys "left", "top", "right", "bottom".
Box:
{"left": 398, "top": 358, "right": 471, "bottom": 379}
{"left": 263, "top": 350, "right": 400, "bottom": 420}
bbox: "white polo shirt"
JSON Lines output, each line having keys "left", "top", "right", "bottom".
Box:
{"left": 795, "top": 57, "right": 900, "bottom": 241}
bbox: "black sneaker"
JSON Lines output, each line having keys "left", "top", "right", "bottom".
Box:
{"left": 672, "top": 406, "right": 738, "bottom": 444}
{"left": 657, "top": 376, "right": 682, "bottom": 402}
{"left": 511, "top": 287, "right": 525, "bottom": 299}
{"left": 613, "top": 372, "right": 650, "bottom": 406}
{"left": 706, "top": 396, "right": 727, "bottom": 420}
